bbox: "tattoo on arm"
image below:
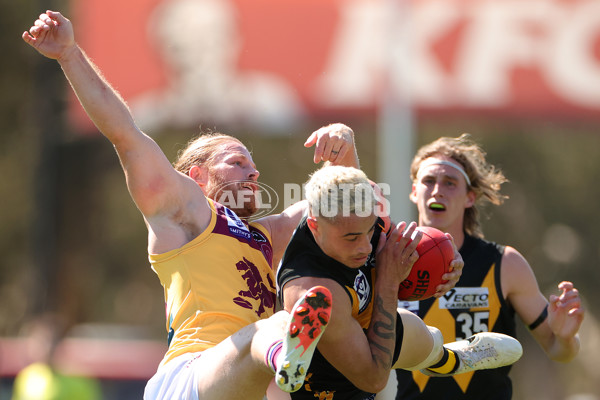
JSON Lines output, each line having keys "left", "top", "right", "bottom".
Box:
{"left": 373, "top": 296, "right": 395, "bottom": 339}
{"left": 369, "top": 295, "right": 396, "bottom": 367}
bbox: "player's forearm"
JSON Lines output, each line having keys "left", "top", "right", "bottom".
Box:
{"left": 57, "top": 44, "right": 140, "bottom": 144}
{"left": 362, "top": 283, "right": 399, "bottom": 391}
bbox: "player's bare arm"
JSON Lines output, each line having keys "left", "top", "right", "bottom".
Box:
{"left": 501, "top": 246, "right": 582, "bottom": 362}
{"left": 546, "top": 281, "right": 583, "bottom": 361}
{"left": 23, "top": 11, "right": 212, "bottom": 254}
{"left": 366, "top": 222, "right": 421, "bottom": 372}
{"left": 258, "top": 200, "right": 308, "bottom": 269}
{"left": 282, "top": 276, "right": 395, "bottom": 393}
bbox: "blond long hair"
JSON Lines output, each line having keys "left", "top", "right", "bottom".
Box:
{"left": 173, "top": 131, "right": 244, "bottom": 175}
{"left": 410, "top": 134, "right": 508, "bottom": 238}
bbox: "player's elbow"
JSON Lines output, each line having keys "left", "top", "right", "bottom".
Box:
{"left": 370, "top": 377, "right": 391, "bottom": 394}
{"left": 353, "top": 372, "right": 390, "bottom": 393}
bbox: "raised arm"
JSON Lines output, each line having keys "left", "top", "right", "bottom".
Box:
{"left": 259, "top": 123, "right": 360, "bottom": 267}
{"left": 23, "top": 12, "right": 140, "bottom": 147}
{"left": 304, "top": 123, "right": 360, "bottom": 168}
{"left": 23, "top": 11, "right": 211, "bottom": 251}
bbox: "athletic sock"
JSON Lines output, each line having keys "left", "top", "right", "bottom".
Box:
{"left": 265, "top": 340, "right": 283, "bottom": 373}
{"left": 425, "top": 348, "right": 459, "bottom": 375}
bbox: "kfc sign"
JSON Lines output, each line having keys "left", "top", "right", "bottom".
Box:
{"left": 71, "top": 0, "right": 600, "bottom": 133}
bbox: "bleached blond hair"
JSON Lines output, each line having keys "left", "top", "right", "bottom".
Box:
{"left": 305, "top": 166, "right": 376, "bottom": 221}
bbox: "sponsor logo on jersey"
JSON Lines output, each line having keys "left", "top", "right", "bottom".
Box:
{"left": 438, "top": 287, "right": 489, "bottom": 309}
{"left": 224, "top": 206, "right": 251, "bottom": 240}
{"left": 251, "top": 230, "right": 267, "bottom": 243}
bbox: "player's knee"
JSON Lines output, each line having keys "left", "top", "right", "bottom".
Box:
{"left": 393, "top": 310, "right": 437, "bottom": 369}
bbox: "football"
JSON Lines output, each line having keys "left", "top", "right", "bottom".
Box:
{"left": 397, "top": 226, "right": 454, "bottom": 301}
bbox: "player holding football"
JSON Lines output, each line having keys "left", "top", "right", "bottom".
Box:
{"left": 393, "top": 134, "right": 584, "bottom": 399}
{"left": 23, "top": 10, "right": 351, "bottom": 400}
{"left": 276, "top": 166, "right": 524, "bottom": 400}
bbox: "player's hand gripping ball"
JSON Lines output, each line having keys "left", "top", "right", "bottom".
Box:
{"left": 398, "top": 227, "right": 454, "bottom": 301}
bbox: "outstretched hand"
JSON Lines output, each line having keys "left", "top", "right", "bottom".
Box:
{"left": 305, "top": 123, "right": 358, "bottom": 167}
{"left": 22, "top": 10, "right": 75, "bottom": 60}
{"left": 548, "top": 281, "right": 584, "bottom": 340}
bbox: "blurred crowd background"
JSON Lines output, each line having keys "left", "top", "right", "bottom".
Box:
{"left": 1, "top": 0, "right": 599, "bottom": 398}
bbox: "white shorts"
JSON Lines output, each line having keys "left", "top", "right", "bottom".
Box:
{"left": 144, "top": 352, "right": 202, "bottom": 400}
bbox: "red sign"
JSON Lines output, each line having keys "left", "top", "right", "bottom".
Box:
{"left": 70, "top": 0, "right": 600, "bottom": 134}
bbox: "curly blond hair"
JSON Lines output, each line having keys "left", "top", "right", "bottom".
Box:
{"left": 410, "top": 134, "right": 508, "bottom": 238}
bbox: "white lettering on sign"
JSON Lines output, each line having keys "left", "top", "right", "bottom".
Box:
{"left": 314, "top": 0, "right": 600, "bottom": 109}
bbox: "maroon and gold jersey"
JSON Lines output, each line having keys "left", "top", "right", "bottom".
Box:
{"left": 150, "top": 199, "right": 275, "bottom": 366}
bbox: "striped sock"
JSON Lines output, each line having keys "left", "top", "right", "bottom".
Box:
{"left": 425, "top": 348, "right": 459, "bottom": 375}
{"left": 265, "top": 340, "right": 283, "bottom": 373}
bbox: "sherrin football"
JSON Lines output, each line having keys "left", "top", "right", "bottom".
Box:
{"left": 397, "top": 226, "right": 454, "bottom": 301}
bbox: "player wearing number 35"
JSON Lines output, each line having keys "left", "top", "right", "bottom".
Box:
{"left": 394, "top": 135, "right": 585, "bottom": 400}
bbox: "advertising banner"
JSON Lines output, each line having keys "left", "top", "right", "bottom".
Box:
{"left": 71, "top": 0, "right": 600, "bottom": 133}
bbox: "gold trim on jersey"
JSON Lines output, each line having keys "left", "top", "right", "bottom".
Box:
{"left": 413, "top": 263, "right": 500, "bottom": 393}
